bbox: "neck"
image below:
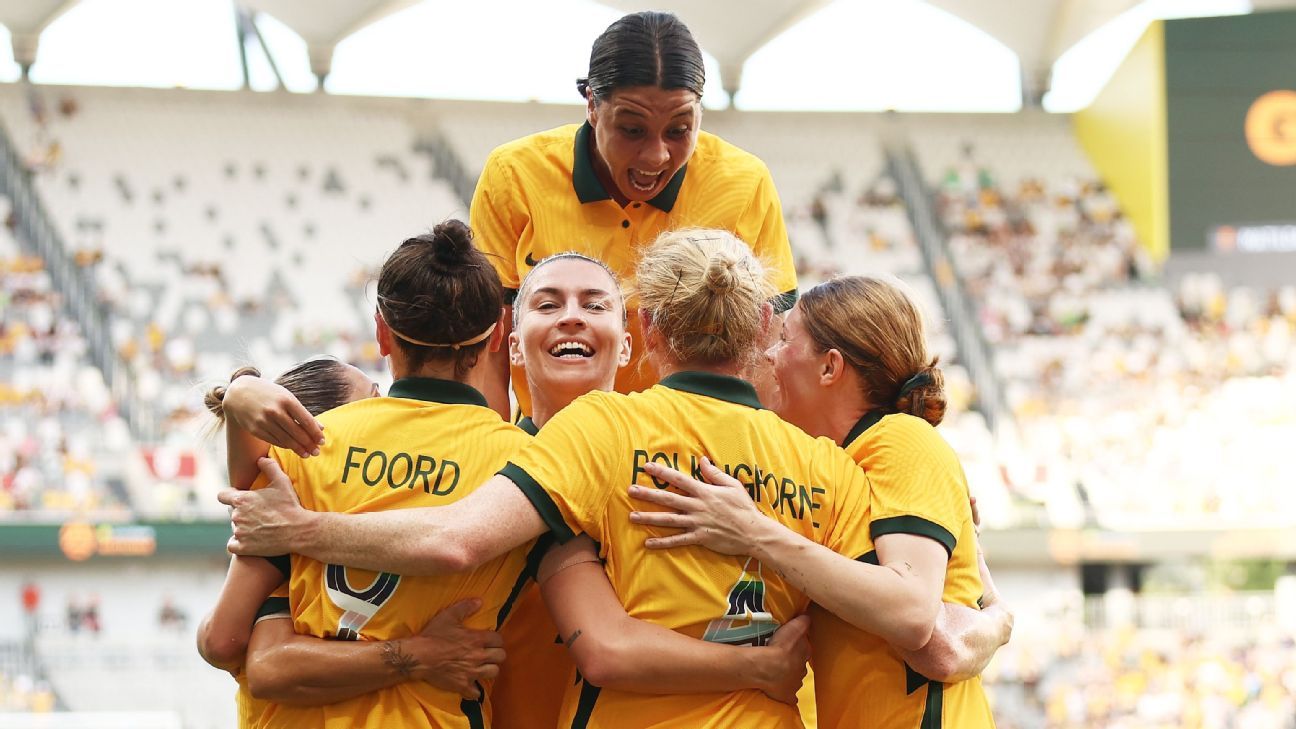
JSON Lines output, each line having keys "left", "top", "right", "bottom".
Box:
{"left": 529, "top": 377, "right": 615, "bottom": 429}
{"left": 796, "top": 384, "right": 873, "bottom": 444}
{"left": 652, "top": 357, "right": 745, "bottom": 381}
{"left": 588, "top": 132, "right": 630, "bottom": 207}
{"left": 391, "top": 359, "right": 486, "bottom": 395}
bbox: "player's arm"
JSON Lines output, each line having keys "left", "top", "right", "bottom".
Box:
{"left": 220, "top": 460, "right": 547, "bottom": 576}
{"left": 196, "top": 555, "right": 285, "bottom": 673}
{"left": 631, "top": 459, "right": 943, "bottom": 651}
{"left": 740, "top": 163, "right": 798, "bottom": 315}
{"left": 896, "top": 543, "right": 1012, "bottom": 682}
{"left": 245, "top": 598, "right": 504, "bottom": 704}
{"left": 470, "top": 154, "right": 525, "bottom": 420}
{"left": 222, "top": 372, "right": 325, "bottom": 460}
{"left": 539, "top": 536, "right": 809, "bottom": 704}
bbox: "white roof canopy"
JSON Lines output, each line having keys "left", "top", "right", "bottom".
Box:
{"left": 5, "top": 0, "right": 1293, "bottom": 97}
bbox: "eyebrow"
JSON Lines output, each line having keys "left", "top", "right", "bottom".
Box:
{"left": 614, "top": 107, "right": 695, "bottom": 120}
{"left": 531, "top": 286, "right": 614, "bottom": 299}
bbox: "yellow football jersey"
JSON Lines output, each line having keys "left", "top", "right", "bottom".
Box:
{"left": 487, "top": 416, "right": 574, "bottom": 729}
{"left": 235, "top": 583, "right": 290, "bottom": 729}
{"left": 501, "top": 371, "right": 872, "bottom": 729}
{"left": 470, "top": 123, "right": 798, "bottom": 417}
{"left": 811, "top": 412, "right": 994, "bottom": 729}
{"left": 256, "top": 378, "right": 537, "bottom": 729}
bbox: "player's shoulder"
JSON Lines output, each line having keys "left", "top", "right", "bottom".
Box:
{"left": 690, "top": 130, "right": 772, "bottom": 181}
{"left": 314, "top": 396, "right": 379, "bottom": 427}
{"left": 872, "top": 413, "right": 951, "bottom": 452}
{"left": 486, "top": 124, "right": 581, "bottom": 170}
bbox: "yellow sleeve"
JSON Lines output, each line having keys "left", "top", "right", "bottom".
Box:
{"left": 497, "top": 395, "right": 623, "bottom": 544}
{"left": 866, "top": 418, "right": 967, "bottom": 558}
{"left": 817, "top": 441, "right": 874, "bottom": 561}
{"left": 736, "top": 165, "right": 798, "bottom": 313}
{"left": 469, "top": 152, "right": 527, "bottom": 294}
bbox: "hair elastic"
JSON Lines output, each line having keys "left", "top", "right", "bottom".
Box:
{"left": 898, "top": 371, "right": 933, "bottom": 398}
{"left": 380, "top": 309, "right": 497, "bottom": 351}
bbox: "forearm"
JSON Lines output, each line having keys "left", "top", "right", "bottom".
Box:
{"left": 247, "top": 627, "right": 420, "bottom": 705}
{"left": 570, "top": 615, "right": 779, "bottom": 695}
{"left": 897, "top": 602, "right": 1012, "bottom": 683}
{"left": 281, "top": 476, "right": 545, "bottom": 575}
{"left": 750, "top": 523, "right": 935, "bottom": 650}
{"left": 294, "top": 508, "right": 470, "bottom": 575}
{"left": 226, "top": 424, "right": 271, "bottom": 491}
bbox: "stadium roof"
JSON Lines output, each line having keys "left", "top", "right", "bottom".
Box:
{"left": 5, "top": 0, "right": 1296, "bottom": 99}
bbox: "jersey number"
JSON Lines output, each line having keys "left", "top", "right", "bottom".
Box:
{"left": 324, "top": 564, "right": 401, "bottom": 641}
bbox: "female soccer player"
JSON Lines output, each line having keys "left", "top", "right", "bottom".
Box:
{"left": 232, "top": 220, "right": 551, "bottom": 728}
{"left": 470, "top": 10, "right": 798, "bottom": 419}
{"left": 197, "top": 359, "right": 503, "bottom": 726}
{"left": 224, "top": 251, "right": 811, "bottom": 727}
{"left": 221, "top": 230, "right": 955, "bottom": 728}
{"left": 630, "top": 275, "right": 1011, "bottom": 728}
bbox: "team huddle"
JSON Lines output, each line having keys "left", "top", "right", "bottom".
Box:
{"left": 197, "top": 11, "right": 1013, "bottom": 729}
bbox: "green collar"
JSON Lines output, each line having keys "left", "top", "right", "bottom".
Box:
{"left": 516, "top": 416, "right": 540, "bottom": 436}
{"left": 659, "top": 371, "right": 763, "bottom": 410}
{"left": 387, "top": 377, "right": 488, "bottom": 408}
{"left": 842, "top": 411, "right": 886, "bottom": 449}
{"left": 572, "top": 121, "right": 687, "bottom": 212}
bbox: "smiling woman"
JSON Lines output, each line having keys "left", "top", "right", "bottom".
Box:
{"left": 468, "top": 10, "right": 799, "bottom": 421}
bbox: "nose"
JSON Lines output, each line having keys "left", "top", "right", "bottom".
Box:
{"left": 641, "top": 137, "right": 669, "bottom": 169}
{"left": 558, "top": 301, "right": 587, "bottom": 328}
{"left": 763, "top": 342, "right": 778, "bottom": 363}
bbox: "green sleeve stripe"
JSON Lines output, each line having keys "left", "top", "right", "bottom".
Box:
{"left": 771, "top": 288, "right": 798, "bottom": 314}
{"left": 254, "top": 597, "right": 289, "bottom": 621}
{"left": 499, "top": 463, "right": 576, "bottom": 543}
{"left": 264, "top": 554, "right": 291, "bottom": 581}
{"left": 856, "top": 550, "right": 879, "bottom": 565}
{"left": 870, "top": 515, "right": 956, "bottom": 558}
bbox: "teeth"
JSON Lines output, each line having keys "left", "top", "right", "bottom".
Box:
{"left": 548, "top": 342, "right": 593, "bottom": 358}
{"left": 630, "top": 169, "right": 662, "bottom": 191}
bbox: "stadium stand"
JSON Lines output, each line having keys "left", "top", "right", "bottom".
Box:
{"left": 0, "top": 199, "right": 134, "bottom": 519}
{"left": 0, "top": 85, "right": 458, "bottom": 451}
{"left": 2, "top": 79, "right": 1295, "bottom": 729}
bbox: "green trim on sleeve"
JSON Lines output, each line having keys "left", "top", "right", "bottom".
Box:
{"left": 499, "top": 463, "right": 576, "bottom": 543}
{"left": 870, "top": 515, "right": 956, "bottom": 558}
{"left": 264, "top": 554, "right": 291, "bottom": 581}
{"left": 856, "top": 550, "right": 880, "bottom": 565}
{"left": 771, "top": 288, "right": 798, "bottom": 314}
{"left": 254, "top": 596, "right": 289, "bottom": 621}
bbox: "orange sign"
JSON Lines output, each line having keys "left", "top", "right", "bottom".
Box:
{"left": 58, "top": 522, "right": 96, "bottom": 561}
{"left": 57, "top": 522, "right": 157, "bottom": 561}
{"left": 1245, "top": 90, "right": 1296, "bottom": 166}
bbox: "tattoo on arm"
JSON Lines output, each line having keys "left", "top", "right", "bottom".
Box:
{"left": 381, "top": 640, "right": 420, "bottom": 678}
{"left": 566, "top": 629, "right": 583, "bottom": 649}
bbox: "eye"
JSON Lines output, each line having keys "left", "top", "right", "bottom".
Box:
{"left": 667, "top": 126, "right": 691, "bottom": 139}
{"left": 586, "top": 300, "right": 611, "bottom": 312}
{"left": 535, "top": 301, "right": 559, "bottom": 311}
{"left": 620, "top": 126, "right": 644, "bottom": 138}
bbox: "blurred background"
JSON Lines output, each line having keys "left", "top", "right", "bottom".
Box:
{"left": 0, "top": 0, "right": 1294, "bottom": 727}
